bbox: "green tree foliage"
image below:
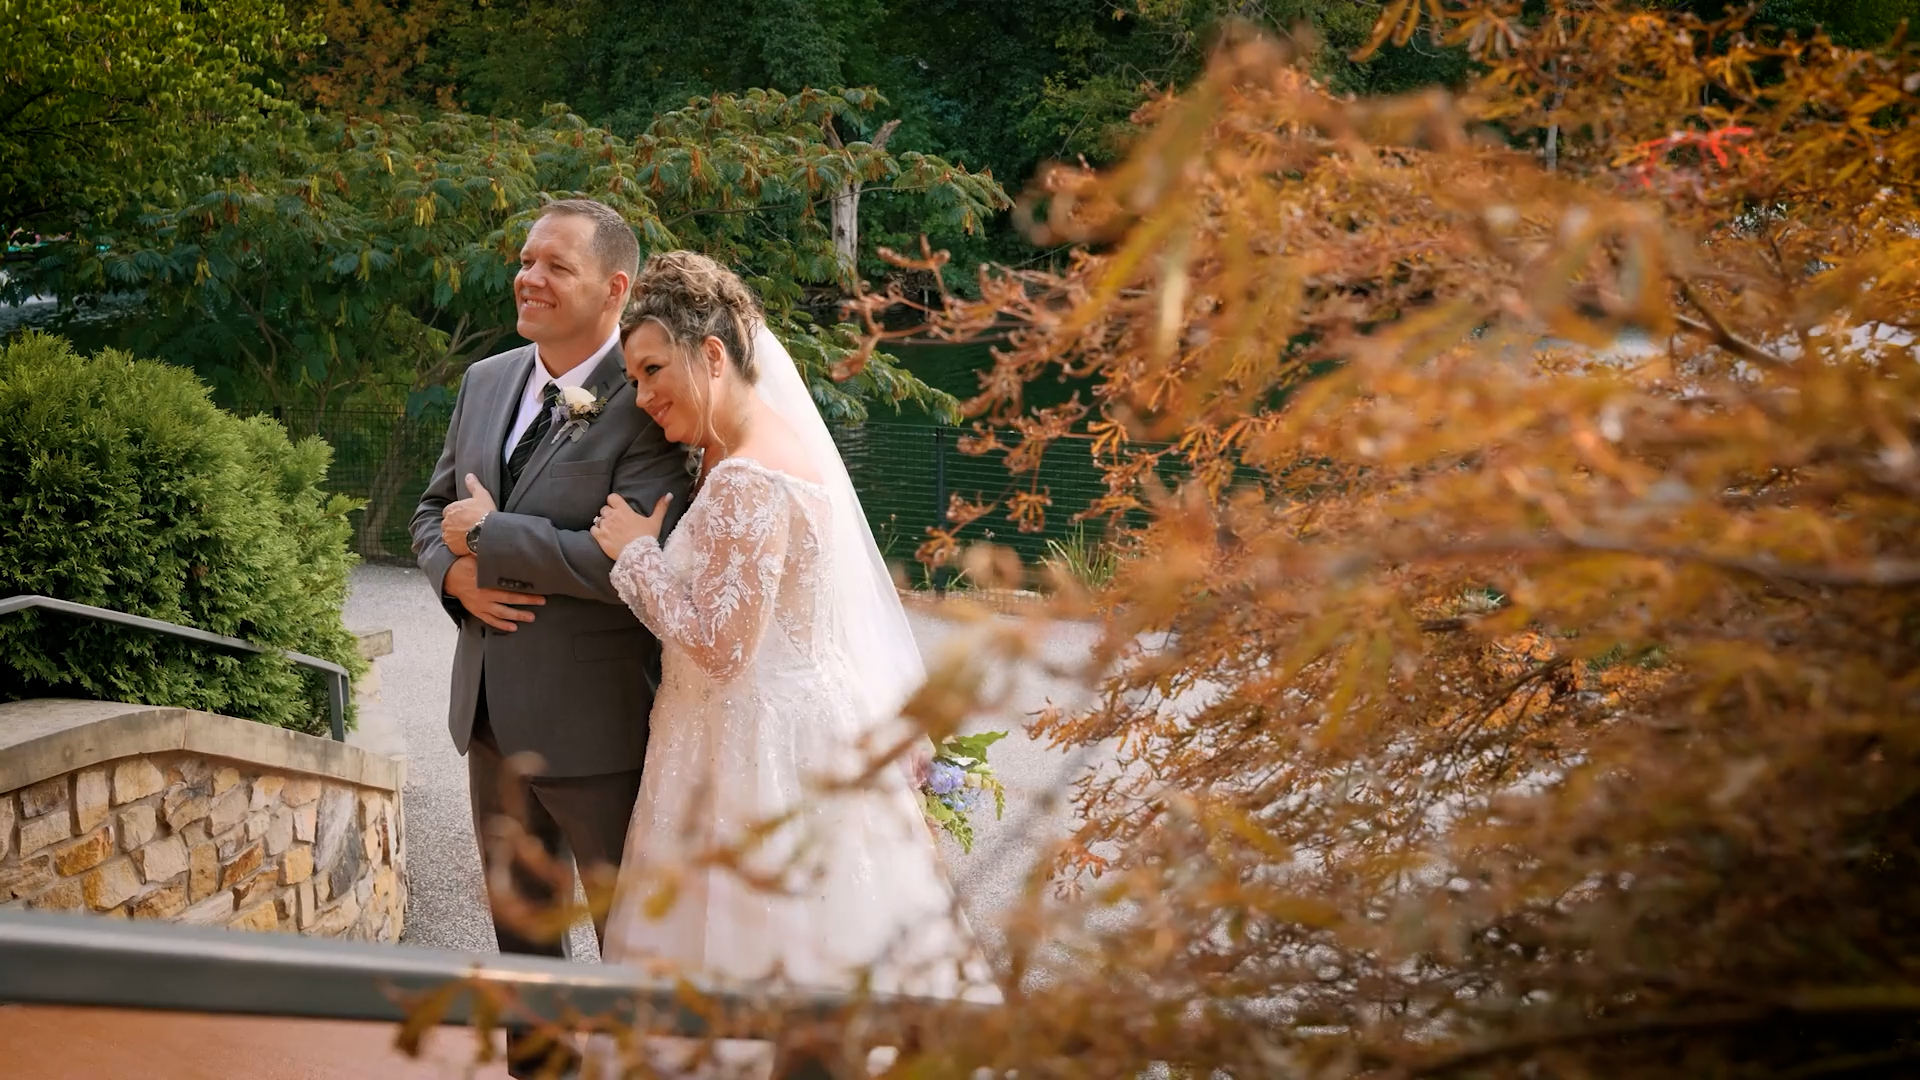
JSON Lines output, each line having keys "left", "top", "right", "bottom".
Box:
{"left": 1673, "top": 0, "right": 1920, "bottom": 46}
{"left": 0, "top": 333, "right": 364, "bottom": 735}
{"left": 285, "top": 0, "right": 1470, "bottom": 227}
{"left": 0, "top": 0, "right": 310, "bottom": 239}
{"left": 25, "top": 90, "right": 1002, "bottom": 416}
{"left": 18, "top": 90, "right": 1001, "bottom": 553}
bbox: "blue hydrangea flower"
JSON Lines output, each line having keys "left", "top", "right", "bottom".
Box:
{"left": 927, "top": 761, "right": 966, "bottom": 796}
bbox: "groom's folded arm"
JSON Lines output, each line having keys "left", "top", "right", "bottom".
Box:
{"left": 410, "top": 385, "right": 470, "bottom": 623}
{"left": 475, "top": 422, "right": 691, "bottom": 605}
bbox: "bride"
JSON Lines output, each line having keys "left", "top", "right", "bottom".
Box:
{"left": 584, "top": 252, "right": 999, "bottom": 1075}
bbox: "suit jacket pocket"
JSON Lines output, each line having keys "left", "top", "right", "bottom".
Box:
{"left": 548, "top": 459, "right": 610, "bottom": 479}
{"left": 574, "top": 627, "right": 649, "bottom": 663}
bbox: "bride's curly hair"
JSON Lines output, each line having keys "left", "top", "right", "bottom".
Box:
{"left": 620, "top": 250, "right": 763, "bottom": 382}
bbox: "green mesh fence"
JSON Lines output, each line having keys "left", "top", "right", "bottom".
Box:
{"left": 250, "top": 408, "right": 1159, "bottom": 575}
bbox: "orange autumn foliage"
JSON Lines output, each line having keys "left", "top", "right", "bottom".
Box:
{"left": 842, "top": 3, "right": 1920, "bottom": 1076}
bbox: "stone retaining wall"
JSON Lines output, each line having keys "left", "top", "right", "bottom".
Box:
{"left": 0, "top": 701, "right": 404, "bottom": 941}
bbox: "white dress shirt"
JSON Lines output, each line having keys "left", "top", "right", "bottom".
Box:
{"left": 503, "top": 328, "right": 622, "bottom": 465}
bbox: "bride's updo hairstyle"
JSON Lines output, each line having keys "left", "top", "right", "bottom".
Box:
{"left": 620, "top": 250, "right": 762, "bottom": 382}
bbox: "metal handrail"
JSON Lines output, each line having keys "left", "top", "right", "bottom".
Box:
{"left": 0, "top": 594, "right": 350, "bottom": 741}
{"left": 0, "top": 909, "right": 986, "bottom": 1075}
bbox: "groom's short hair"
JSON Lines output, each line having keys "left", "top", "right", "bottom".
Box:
{"left": 537, "top": 199, "right": 640, "bottom": 284}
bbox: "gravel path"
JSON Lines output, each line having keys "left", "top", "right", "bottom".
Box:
{"left": 343, "top": 564, "right": 1107, "bottom": 965}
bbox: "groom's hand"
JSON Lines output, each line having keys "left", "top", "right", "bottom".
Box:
{"left": 444, "top": 555, "right": 544, "bottom": 632}
{"left": 442, "top": 474, "right": 498, "bottom": 556}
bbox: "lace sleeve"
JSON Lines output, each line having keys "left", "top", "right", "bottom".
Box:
{"left": 609, "top": 463, "right": 789, "bottom": 681}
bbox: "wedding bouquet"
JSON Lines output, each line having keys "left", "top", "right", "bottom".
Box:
{"left": 920, "top": 731, "right": 1007, "bottom": 853}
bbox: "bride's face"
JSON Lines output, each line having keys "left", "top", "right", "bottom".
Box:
{"left": 623, "top": 320, "right": 723, "bottom": 445}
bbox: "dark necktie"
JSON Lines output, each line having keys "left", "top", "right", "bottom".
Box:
{"left": 504, "top": 382, "right": 561, "bottom": 503}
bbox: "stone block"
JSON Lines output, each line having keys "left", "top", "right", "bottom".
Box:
{"left": 19, "top": 776, "right": 66, "bottom": 818}
{"left": 371, "top": 866, "right": 396, "bottom": 910}
{"left": 181, "top": 891, "right": 236, "bottom": 925}
{"left": 280, "top": 844, "right": 313, "bottom": 885}
{"left": 327, "top": 843, "right": 367, "bottom": 905}
{"left": 113, "top": 758, "right": 166, "bottom": 804}
{"left": 73, "top": 768, "right": 110, "bottom": 832}
{"left": 177, "top": 819, "right": 210, "bottom": 846}
{"left": 0, "top": 854, "right": 54, "bottom": 902}
{"left": 273, "top": 887, "right": 296, "bottom": 923}
{"left": 234, "top": 871, "right": 279, "bottom": 908}
{"left": 52, "top": 827, "right": 113, "bottom": 876}
{"left": 168, "top": 759, "right": 213, "bottom": 788}
{"left": 162, "top": 789, "right": 210, "bottom": 831}
{"left": 188, "top": 842, "right": 219, "bottom": 902}
{"left": 244, "top": 810, "right": 269, "bottom": 842}
{"left": 208, "top": 784, "right": 249, "bottom": 833}
{"left": 251, "top": 775, "right": 285, "bottom": 811}
{"left": 230, "top": 895, "right": 280, "bottom": 930}
{"left": 215, "top": 824, "right": 249, "bottom": 861}
{"left": 129, "top": 883, "right": 187, "bottom": 920}
{"left": 309, "top": 893, "right": 361, "bottom": 937}
{"left": 282, "top": 778, "right": 321, "bottom": 806}
{"left": 18, "top": 810, "right": 71, "bottom": 857}
{"left": 295, "top": 880, "right": 318, "bottom": 930}
{"left": 0, "top": 794, "right": 14, "bottom": 862}
{"left": 83, "top": 858, "right": 141, "bottom": 911}
{"left": 361, "top": 820, "right": 384, "bottom": 866}
{"left": 313, "top": 872, "right": 330, "bottom": 903}
{"left": 265, "top": 807, "right": 294, "bottom": 857}
{"left": 213, "top": 766, "right": 242, "bottom": 795}
{"left": 133, "top": 834, "right": 191, "bottom": 884}
{"left": 221, "top": 842, "right": 264, "bottom": 889}
{"left": 117, "top": 804, "right": 158, "bottom": 852}
{"left": 353, "top": 873, "right": 372, "bottom": 907}
{"left": 29, "top": 878, "right": 84, "bottom": 911}
{"left": 358, "top": 791, "right": 382, "bottom": 829}
{"left": 292, "top": 802, "right": 317, "bottom": 844}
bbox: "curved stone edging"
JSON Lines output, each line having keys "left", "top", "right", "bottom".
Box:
{"left": 0, "top": 700, "right": 401, "bottom": 795}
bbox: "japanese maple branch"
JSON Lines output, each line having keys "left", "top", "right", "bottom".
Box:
{"left": 1674, "top": 279, "right": 1789, "bottom": 368}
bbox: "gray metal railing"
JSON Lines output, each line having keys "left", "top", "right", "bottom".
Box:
{"left": 0, "top": 594, "right": 350, "bottom": 741}
{"left": 0, "top": 909, "right": 983, "bottom": 1077}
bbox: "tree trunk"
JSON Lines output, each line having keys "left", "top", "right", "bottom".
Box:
{"left": 827, "top": 119, "right": 899, "bottom": 288}
{"left": 354, "top": 416, "right": 417, "bottom": 559}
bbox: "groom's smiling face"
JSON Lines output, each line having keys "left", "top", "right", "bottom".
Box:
{"left": 514, "top": 214, "right": 613, "bottom": 344}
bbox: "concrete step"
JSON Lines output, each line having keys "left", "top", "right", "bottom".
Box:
{"left": 343, "top": 628, "right": 405, "bottom": 763}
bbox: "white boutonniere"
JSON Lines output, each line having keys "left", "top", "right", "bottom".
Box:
{"left": 551, "top": 385, "right": 608, "bottom": 444}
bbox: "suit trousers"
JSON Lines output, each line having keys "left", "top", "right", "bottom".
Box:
{"left": 466, "top": 682, "right": 644, "bottom": 958}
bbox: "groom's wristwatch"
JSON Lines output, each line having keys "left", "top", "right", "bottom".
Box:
{"left": 465, "top": 513, "right": 488, "bottom": 555}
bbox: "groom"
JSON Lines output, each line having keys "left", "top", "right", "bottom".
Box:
{"left": 411, "top": 199, "right": 688, "bottom": 984}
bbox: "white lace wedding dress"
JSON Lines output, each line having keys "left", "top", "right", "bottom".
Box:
{"left": 591, "top": 455, "right": 999, "bottom": 1075}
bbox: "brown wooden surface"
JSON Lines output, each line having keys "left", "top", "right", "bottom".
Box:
{"left": 0, "top": 1004, "right": 512, "bottom": 1079}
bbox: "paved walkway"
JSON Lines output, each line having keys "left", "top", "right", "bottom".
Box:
{"left": 342, "top": 564, "right": 1107, "bottom": 964}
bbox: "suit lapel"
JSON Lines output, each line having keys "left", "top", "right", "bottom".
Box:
{"left": 480, "top": 348, "right": 535, "bottom": 504}
{"left": 503, "top": 340, "right": 627, "bottom": 513}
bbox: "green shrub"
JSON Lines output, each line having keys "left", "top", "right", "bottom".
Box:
{"left": 0, "top": 333, "right": 365, "bottom": 734}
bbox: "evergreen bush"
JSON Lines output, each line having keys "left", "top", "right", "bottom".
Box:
{"left": 0, "top": 333, "right": 364, "bottom": 735}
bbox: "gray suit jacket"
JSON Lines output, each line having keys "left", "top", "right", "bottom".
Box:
{"left": 411, "top": 340, "right": 691, "bottom": 777}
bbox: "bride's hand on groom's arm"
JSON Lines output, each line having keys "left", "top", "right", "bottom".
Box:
{"left": 590, "top": 492, "right": 672, "bottom": 560}
{"left": 443, "top": 554, "right": 544, "bottom": 633}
